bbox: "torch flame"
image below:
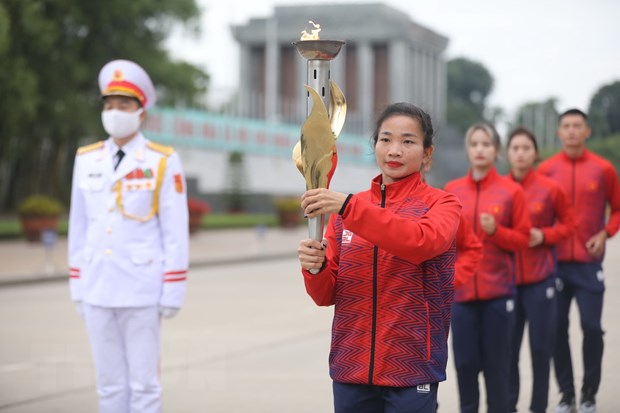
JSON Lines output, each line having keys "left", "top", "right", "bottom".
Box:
{"left": 300, "top": 20, "right": 321, "bottom": 40}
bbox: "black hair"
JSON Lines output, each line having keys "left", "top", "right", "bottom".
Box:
{"left": 559, "top": 108, "right": 588, "bottom": 122}
{"left": 371, "top": 102, "right": 434, "bottom": 149}
{"left": 507, "top": 126, "right": 539, "bottom": 154}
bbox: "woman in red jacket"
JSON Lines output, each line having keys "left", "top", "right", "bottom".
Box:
{"left": 297, "top": 102, "right": 463, "bottom": 413}
{"left": 505, "top": 127, "right": 576, "bottom": 413}
{"left": 445, "top": 122, "right": 530, "bottom": 413}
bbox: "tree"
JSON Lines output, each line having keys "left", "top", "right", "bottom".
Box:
{"left": 588, "top": 80, "right": 620, "bottom": 138}
{"left": 447, "top": 57, "right": 494, "bottom": 133}
{"left": 512, "top": 98, "right": 559, "bottom": 149}
{"left": 0, "top": 0, "right": 209, "bottom": 211}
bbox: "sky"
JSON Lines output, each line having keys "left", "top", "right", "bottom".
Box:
{"left": 166, "top": 0, "right": 620, "bottom": 119}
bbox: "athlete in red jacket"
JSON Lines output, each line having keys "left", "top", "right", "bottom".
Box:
{"left": 454, "top": 214, "right": 484, "bottom": 289}
{"left": 537, "top": 109, "right": 620, "bottom": 412}
{"left": 506, "top": 127, "right": 576, "bottom": 413}
{"left": 445, "top": 122, "right": 530, "bottom": 413}
{"left": 297, "top": 103, "right": 461, "bottom": 413}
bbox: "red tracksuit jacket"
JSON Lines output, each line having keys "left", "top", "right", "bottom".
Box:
{"left": 445, "top": 167, "right": 530, "bottom": 302}
{"left": 538, "top": 149, "right": 620, "bottom": 263}
{"left": 454, "top": 214, "right": 484, "bottom": 289}
{"left": 508, "top": 169, "right": 576, "bottom": 285}
{"left": 303, "top": 172, "right": 461, "bottom": 387}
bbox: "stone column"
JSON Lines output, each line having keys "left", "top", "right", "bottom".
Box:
{"left": 238, "top": 44, "right": 252, "bottom": 117}
{"left": 430, "top": 53, "right": 439, "bottom": 121}
{"left": 331, "top": 45, "right": 346, "bottom": 92}
{"left": 388, "top": 40, "right": 409, "bottom": 103}
{"left": 295, "top": 50, "right": 308, "bottom": 123}
{"left": 265, "top": 17, "right": 280, "bottom": 122}
{"left": 413, "top": 46, "right": 425, "bottom": 106}
{"left": 358, "top": 42, "right": 374, "bottom": 134}
{"left": 428, "top": 53, "right": 439, "bottom": 119}
{"left": 437, "top": 56, "right": 447, "bottom": 125}
{"left": 419, "top": 49, "right": 428, "bottom": 109}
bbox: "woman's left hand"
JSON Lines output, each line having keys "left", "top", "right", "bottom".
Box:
{"left": 479, "top": 212, "right": 497, "bottom": 235}
{"left": 301, "top": 189, "right": 348, "bottom": 218}
{"left": 586, "top": 229, "right": 608, "bottom": 257}
{"left": 529, "top": 227, "right": 545, "bottom": 247}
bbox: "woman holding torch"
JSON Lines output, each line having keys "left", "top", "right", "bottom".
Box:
{"left": 297, "top": 102, "right": 463, "bottom": 413}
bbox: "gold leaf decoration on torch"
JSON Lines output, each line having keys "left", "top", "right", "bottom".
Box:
{"left": 293, "top": 80, "right": 346, "bottom": 178}
{"left": 292, "top": 141, "right": 303, "bottom": 174}
{"left": 329, "top": 79, "right": 347, "bottom": 138}
{"left": 300, "top": 85, "right": 337, "bottom": 190}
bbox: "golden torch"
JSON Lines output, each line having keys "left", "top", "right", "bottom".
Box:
{"left": 292, "top": 21, "right": 347, "bottom": 273}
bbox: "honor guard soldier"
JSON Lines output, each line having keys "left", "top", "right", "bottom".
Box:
{"left": 68, "top": 59, "right": 189, "bottom": 413}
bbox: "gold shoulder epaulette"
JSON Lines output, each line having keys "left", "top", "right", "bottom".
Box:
{"left": 77, "top": 141, "right": 104, "bottom": 155}
{"left": 147, "top": 141, "right": 175, "bottom": 157}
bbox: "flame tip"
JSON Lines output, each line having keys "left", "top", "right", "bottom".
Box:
{"left": 300, "top": 20, "right": 321, "bottom": 41}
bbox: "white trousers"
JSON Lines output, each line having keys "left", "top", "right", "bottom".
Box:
{"left": 84, "top": 305, "right": 161, "bottom": 413}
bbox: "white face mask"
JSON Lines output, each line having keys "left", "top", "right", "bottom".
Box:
{"left": 101, "top": 109, "right": 143, "bottom": 138}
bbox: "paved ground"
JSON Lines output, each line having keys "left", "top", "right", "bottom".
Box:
{"left": 0, "top": 228, "right": 618, "bottom": 412}
{"left": 0, "top": 227, "right": 305, "bottom": 285}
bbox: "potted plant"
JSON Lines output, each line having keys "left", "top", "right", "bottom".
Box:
{"left": 18, "top": 195, "right": 63, "bottom": 242}
{"left": 273, "top": 197, "right": 303, "bottom": 228}
{"left": 187, "top": 198, "right": 211, "bottom": 234}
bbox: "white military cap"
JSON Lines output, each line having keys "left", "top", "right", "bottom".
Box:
{"left": 98, "top": 59, "right": 157, "bottom": 109}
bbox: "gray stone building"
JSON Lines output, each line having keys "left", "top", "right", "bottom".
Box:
{"left": 231, "top": 3, "right": 449, "bottom": 135}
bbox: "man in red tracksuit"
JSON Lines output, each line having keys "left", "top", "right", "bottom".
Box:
{"left": 538, "top": 109, "right": 620, "bottom": 413}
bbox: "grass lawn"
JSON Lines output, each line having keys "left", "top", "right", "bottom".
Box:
{"left": 202, "top": 213, "right": 278, "bottom": 229}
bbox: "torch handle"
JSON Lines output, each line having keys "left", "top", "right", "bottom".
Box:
{"left": 308, "top": 215, "right": 325, "bottom": 275}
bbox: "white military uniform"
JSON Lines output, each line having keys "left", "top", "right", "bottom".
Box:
{"left": 68, "top": 60, "right": 188, "bottom": 413}
{"left": 68, "top": 133, "right": 188, "bottom": 306}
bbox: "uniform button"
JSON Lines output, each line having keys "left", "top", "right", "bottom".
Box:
{"left": 106, "top": 227, "right": 113, "bottom": 233}
{"left": 104, "top": 249, "right": 112, "bottom": 255}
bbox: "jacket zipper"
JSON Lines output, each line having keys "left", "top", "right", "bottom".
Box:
{"left": 473, "top": 181, "right": 480, "bottom": 300}
{"left": 571, "top": 159, "right": 576, "bottom": 260}
{"left": 368, "top": 183, "right": 386, "bottom": 384}
{"left": 425, "top": 301, "right": 431, "bottom": 360}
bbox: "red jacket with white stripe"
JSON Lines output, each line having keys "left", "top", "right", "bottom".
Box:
{"left": 538, "top": 149, "right": 620, "bottom": 263}
{"left": 508, "top": 169, "right": 576, "bottom": 284}
{"left": 445, "top": 167, "right": 530, "bottom": 302}
{"left": 302, "top": 172, "right": 461, "bottom": 387}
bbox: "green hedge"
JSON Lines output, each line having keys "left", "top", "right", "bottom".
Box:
{"left": 0, "top": 213, "right": 279, "bottom": 239}
{"left": 588, "top": 134, "right": 620, "bottom": 174}
{"left": 202, "top": 213, "right": 277, "bottom": 229}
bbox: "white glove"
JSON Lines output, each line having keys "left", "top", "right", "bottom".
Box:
{"left": 159, "top": 306, "right": 180, "bottom": 319}
{"left": 74, "top": 301, "right": 85, "bottom": 318}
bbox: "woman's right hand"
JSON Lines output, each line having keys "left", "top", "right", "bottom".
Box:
{"left": 297, "top": 238, "right": 328, "bottom": 272}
